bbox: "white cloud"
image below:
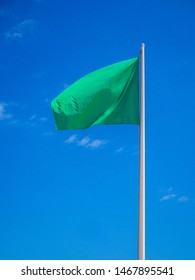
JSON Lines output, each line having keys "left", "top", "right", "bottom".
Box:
{"left": 65, "top": 134, "right": 77, "bottom": 144}
{"left": 5, "top": 19, "right": 38, "bottom": 42}
{"left": 39, "top": 117, "right": 47, "bottom": 122}
{"left": 0, "top": 101, "right": 50, "bottom": 129}
{"left": 167, "top": 187, "right": 173, "bottom": 193}
{"left": 160, "top": 194, "right": 176, "bottom": 201}
{"left": 87, "top": 139, "right": 107, "bottom": 149}
{"left": 65, "top": 135, "right": 107, "bottom": 150}
{"left": 159, "top": 186, "right": 189, "bottom": 203}
{"left": 0, "top": 103, "right": 12, "bottom": 120}
{"left": 115, "top": 147, "right": 124, "bottom": 153}
{"left": 29, "top": 114, "right": 47, "bottom": 123}
{"left": 30, "top": 113, "right": 36, "bottom": 120}
{"left": 178, "top": 196, "right": 189, "bottom": 202}
{"left": 78, "top": 136, "right": 90, "bottom": 146}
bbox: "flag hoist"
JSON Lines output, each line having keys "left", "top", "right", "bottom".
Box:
{"left": 51, "top": 44, "right": 146, "bottom": 260}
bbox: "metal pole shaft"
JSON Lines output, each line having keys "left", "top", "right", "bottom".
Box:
{"left": 138, "top": 43, "right": 145, "bottom": 260}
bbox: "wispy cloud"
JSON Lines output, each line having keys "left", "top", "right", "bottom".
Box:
{"left": 30, "top": 113, "right": 36, "bottom": 121}
{"left": 78, "top": 136, "right": 90, "bottom": 146}
{"left": 65, "top": 134, "right": 107, "bottom": 150}
{"left": 178, "top": 196, "right": 189, "bottom": 202}
{"left": 87, "top": 139, "right": 107, "bottom": 149}
{"left": 160, "top": 194, "right": 176, "bottom": 201}
{"left": 29, "top": 113, "right": 47, "bottom": 123}
{"left": 0, "top": 103, "right": 12, "bottom": 120}
{"left": 4, "top": 19, "right": 38, "bottom": 42}
{"left": 65, "top": 134, "right": 77, "bottom": 144}
{"left": 167, "top": 187, "right": 173, "bottom": 193}
{"left": 40, "top": 117, "right": 47, "bottom": 122}
{"left": 0, "top": 101, "right": 50, "bottom": 130}
{"left": 115, "top": 147, "right": 125, "bottom": 153}
{"left": 159, "top": 187, "right": 189, "bottom": 203}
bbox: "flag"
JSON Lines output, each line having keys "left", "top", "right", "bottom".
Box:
{"left": 51, "top": 57, "right": 139, "bottom": 130}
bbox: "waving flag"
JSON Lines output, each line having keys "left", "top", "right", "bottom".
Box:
{"left": 51, "top": 57, "right": 139, "bottom": 130}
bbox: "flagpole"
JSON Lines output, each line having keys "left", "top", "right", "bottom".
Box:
{"left": 138, "top": 43, "right": 145, "bottom": 260}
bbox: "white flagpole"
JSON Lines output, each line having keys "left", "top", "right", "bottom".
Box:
{"left": 138, "top": 43, "right": 145, "bottom": 260}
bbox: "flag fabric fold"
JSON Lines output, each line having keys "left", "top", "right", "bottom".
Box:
{"left": 51, "top": 57, "right": 139, "bottom": 130}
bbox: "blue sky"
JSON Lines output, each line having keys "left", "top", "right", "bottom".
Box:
{"left": 0, "top": 0, "right": 195, "bottom": 260}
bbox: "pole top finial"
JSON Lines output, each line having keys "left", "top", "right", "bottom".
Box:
{"left": 140, "top": 43, "right": 145, "bottom": 54}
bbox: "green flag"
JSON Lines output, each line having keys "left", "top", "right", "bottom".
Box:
{"left": 51, "top": 57, "right": 139, "bottom": 130}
